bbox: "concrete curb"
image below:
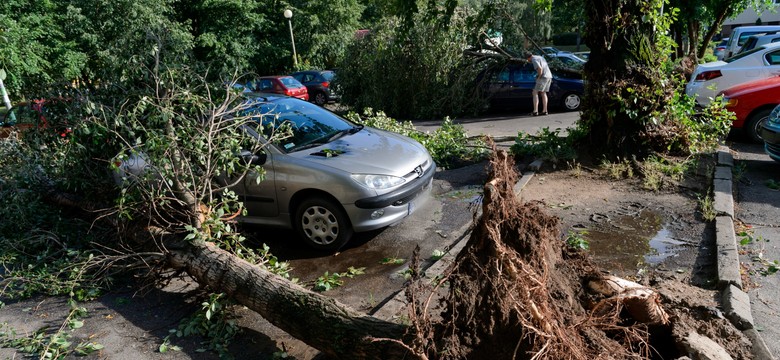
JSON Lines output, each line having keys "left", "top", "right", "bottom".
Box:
{"left": 715, "top": 146, "right": 776, "bottom": 360}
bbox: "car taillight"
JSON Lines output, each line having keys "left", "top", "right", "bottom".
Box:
{"left": 321, "top": 81, "right": 330, "bottom": 88}
{"left": 716, "top": 46, "right": 726, "bottom": 51}
{"left": 695, "top": 70, "right": 722, "bottom": 81}
{"left": 285, "top": 88, "right": 294, "bottom": 96}
{"left": 724, "top": 97, "right": 737, "bottom": 108}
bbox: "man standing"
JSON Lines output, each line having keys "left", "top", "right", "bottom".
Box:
{"left": 523, "top": 51, "right": 552, "bottom": 116}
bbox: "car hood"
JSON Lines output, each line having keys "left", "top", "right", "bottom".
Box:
{"left": 720, "top": 76, "right": 780, "bottom": 97}
{"left": 288, "top": 127, "right": 431, "bottom": 175}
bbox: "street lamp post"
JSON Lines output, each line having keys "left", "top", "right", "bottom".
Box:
{"left": 283, "top": 9, "right": 298, "bottom": 68}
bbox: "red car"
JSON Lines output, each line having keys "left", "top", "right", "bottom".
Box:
{"left": 1, "top": 98, "right": 72, "bottom": 139}
{"left": 720, "top": 76, "right": 780, "bottom": 143}
{"left": 253, "top": 76, "right": 309, "bottom": 101}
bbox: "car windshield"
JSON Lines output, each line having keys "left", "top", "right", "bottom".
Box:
{"left": 242, "top": 97, "right": 356, "bottom": 153}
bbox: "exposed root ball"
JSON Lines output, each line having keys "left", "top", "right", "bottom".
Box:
{"left": 407, "top": 147, "right": 657, "bottom": 359}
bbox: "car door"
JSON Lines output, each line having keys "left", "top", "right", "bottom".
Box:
{"left": 509, "top": 64, "right": 535, "bottom": 102}
{"left": 763, "top": 49, "right": 780, "bottom": 77}
{"left": 484, "top": 67, "right": 513, "bottom": 107}
{"left": 229, "top": 126, "right": 279, "bottom": 218}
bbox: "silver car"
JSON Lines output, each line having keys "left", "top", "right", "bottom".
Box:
{"left": 117, "top": 95, "right": 435, "bottom": 251}
{"left": 231, "top": 95, "right": 436, "bottom": 252}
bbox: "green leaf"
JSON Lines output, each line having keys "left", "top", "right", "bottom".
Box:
{"left": 0, "top": 69, "right": 5, "bottom": 81}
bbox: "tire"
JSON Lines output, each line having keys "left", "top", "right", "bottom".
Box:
{"left": 745, "top": 108, "right": 771, "bottom": 144}
{"left": 313, "top": 92, "right": 328, "bottom": 106}
{"left": 294, "top": 197, "right": 353, "bottom": 251}
{"left": 561, "top": 93, "right": 582, "bottom": 111}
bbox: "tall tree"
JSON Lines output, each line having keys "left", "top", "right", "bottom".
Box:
{"left": 580, "top": 0, "right": 679, "bottom": 158}
{"left": 671, "top": 0, "right": 772, "bottom": 62}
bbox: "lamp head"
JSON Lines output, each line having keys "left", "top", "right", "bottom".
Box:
{"left": 284, "top": 9, "right": 293, "bottom": 19}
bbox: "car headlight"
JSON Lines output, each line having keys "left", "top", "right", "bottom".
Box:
{"left": 769, "top": 104, "right": 780, "bottom": 126}
{"left": 351, "top": 174, "right": 406, "bottom": 189}
{"left": 722, "top": 96, "right": 737, "bottom": 108}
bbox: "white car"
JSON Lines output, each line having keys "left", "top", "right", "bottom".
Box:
{"left": 686, "top": 42, "right": 780, "bottom": 106}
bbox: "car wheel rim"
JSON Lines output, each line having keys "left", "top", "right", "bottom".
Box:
{"left": 564, "top": 94, "right": 581, "bottom": 110}
{"left": 315, "top": 93, "right": 326, "bottom": 105}
{"left": 301, "top": 205, "right": 339, "bottom": 245}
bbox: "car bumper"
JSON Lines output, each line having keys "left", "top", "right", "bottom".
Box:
{"left": 685, "top": 81, "right": 715, "bottom": 106}
{"left": 759, "top": 124, "right": 780, "bottom": 162}
{"left": 346, "top": 163, "right": 436, "bottom": 232}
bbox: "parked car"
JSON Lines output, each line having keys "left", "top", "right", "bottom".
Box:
{"left": 724, "top": 25, "right": 780, "bottom": 59}
{"left": 479, "top": 63, "right": 584, "bottom": 111}
{"left": 758, "top": 103, "right": 780, "bottom": 162}
{"left": 541, "top": 46, "right": 568, "bottom": 55}
{"left": 685, "top": 42, "right": 780, "bottom": 106}
{"left": 253, "top": 76, "right": 309, "bottom": 101}
{"left": 115, "top": 94, "right": 435, "bottom": 251}
{"left": 290, "top": 70, "right": 340, "bottom": 106}
{"left": 573, "top": 51, "right": 590, "bottom": 60}
{"left": 736, "top": 33, "right": 780, "bottom": 55}
{"left": 719, "top": 76, "right": 780, "bottom": 142}
{"left": 1, "top": 98, "right": 73, "bottom": 139}
{"left": 547, "top": 53, "right": 587, "bottom": 68}
{"left": 714, "top": 37, "right": 729, "bottom": 60}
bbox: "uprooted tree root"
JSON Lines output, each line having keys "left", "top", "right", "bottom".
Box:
{"left": 404, "top": 148, "right": 665, "bottom": 359}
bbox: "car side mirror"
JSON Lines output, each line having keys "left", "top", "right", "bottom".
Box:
{"left": 240, "top": 150, "right": 267, "bottom": 166}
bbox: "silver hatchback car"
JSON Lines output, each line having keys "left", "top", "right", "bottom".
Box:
{"left": 235, "top": 95, "right": 435, "bottom": 250}
{"left": 115, "top": 94, "right": 435, "bottom": 251}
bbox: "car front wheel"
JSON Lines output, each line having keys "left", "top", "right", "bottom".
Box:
{"left": 745, "top": 108, "right": 771, "bottom": 143}
{"left": 562, "top": 93, "right": 581, "bottom": 111}
{"left": 294, "top": 197, "right": 353, "bottom": 251}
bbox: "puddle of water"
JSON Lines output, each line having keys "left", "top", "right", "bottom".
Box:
{"left": 585, "top": 209, "right": 683, "bottom": 274}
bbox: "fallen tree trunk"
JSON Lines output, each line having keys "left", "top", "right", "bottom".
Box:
{"left": 166, "top": 240, "right": 412, "bottom": 359}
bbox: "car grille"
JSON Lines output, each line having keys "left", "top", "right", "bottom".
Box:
{"left": 402, "top": 159, "right": 432, "bottom": 182}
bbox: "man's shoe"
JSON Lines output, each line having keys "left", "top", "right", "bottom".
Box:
{"left": 532, "top": 112, "right": 539, "bottom": 116}
{"left": 542, "top": 112, "right": 548, "bottom": 115}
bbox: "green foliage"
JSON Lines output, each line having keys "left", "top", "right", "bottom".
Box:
{"left": 565, "top": 230, "right": 589, "bottom": 251}
{"left": 430, "top": 249, "right": 446, "bottom": 261}
{"left": 510, "top": 127, "right": 577, "bottom": 164}
{"left": 162, "top": 293, "right": 239, "bottom": 358}
{"left": 313, "top": 266, "right": 366, "bottom": 292}
{"left": 697, "top": 192, "right": 716, "bottom": 221}
{"left": 600, "top": 158, "right": 634, "bottom": 180}
{"left": 0, "top": 141, "right": 105, "bottom": 301}
{"left": 765, "top": 179, "right": 780, "bottom": 191}
{"left": 640, "top": 155, "right": 692, "bottom": 191}
{"left": 380, "top": 257, "right": 406, "bottom": 265}
{"left": 336, "top": 9, "right": 485, "bottom": 119}
{"left": 0, "top": 300, "right": 102, "bottom": 360}
{"left": 345, "top": 108, "right": 488, "bottom": 169}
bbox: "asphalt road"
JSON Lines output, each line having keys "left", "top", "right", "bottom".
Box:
{"left": 729, "top": 141, "right": 780, "bottom": 357}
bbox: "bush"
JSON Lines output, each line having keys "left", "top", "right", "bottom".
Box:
{"left": 552, "top": 32, "right": 580, "bottom": 46}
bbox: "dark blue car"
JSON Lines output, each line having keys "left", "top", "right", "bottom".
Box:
{"left": 480, "top": 63, "right": 584, "bottom": 111}
{"left": 759, "top": 104, "right": 780, "bottom": 162}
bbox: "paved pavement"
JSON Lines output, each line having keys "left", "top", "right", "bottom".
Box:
{"left": 728, "top": 142, "right": 780, "bottom": 359}
{"left": 413, "top": 109, "right": 580, "bottom": 140}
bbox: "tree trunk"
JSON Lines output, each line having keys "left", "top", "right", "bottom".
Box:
{"left": 581, "top": 0, "right": 672, "bottom": 159}
{"left": 166, "top": 241, "right": 412, "bottom": 359}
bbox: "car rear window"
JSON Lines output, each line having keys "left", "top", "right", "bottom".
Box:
{"left": 279, "top": 77, "right": 303, "bottom": 87}
{"left": 321, "top": 71, "right": 335, "bottom": 81}
{"left": 725, "top": 45, "right": 767, "bottom": 63}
